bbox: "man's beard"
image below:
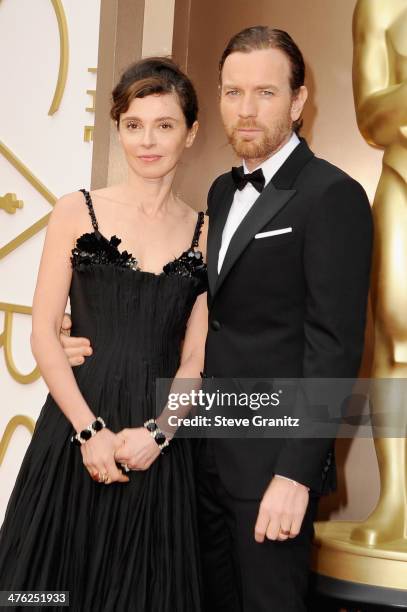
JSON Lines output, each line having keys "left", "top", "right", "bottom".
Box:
{"left": 226, "top": 114, "right": 292, "bottom": 160}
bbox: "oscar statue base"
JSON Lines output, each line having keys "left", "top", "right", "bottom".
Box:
{"left": 310, "top": 521, "right": 407, "bottom": 609}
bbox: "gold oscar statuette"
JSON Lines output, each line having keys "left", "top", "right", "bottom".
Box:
{"left": 312, "top": 0, "right": 407, "bottom": 594}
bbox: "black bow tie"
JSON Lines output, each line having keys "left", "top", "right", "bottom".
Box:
{"left": 231, "top": 166, "right": 265, "bottom": 193}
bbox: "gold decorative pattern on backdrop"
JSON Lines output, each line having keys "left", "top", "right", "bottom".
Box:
{"left": 84, "top": 67, "right": 97, "bottom": 142}
{"left": 83, "top": 126, "right": 94, "bottom": 142}
{"left": 0, "top": 142, "right": 54, "bottom": 383}
{"left": 48, "top": 0, "right": 69, "bottom": 115}
{"left": 86, "top": 89, "right": 96, "bottom": 113}
{"left": 0, "top": 3, "right": 67, "bottom": 390}
{"left": 0, "top": 141, "right": 56, "bottom": 261}
{"left": 0, "top": 193, "right": 23, "bottom": 214}
{"left": 0, "top": 303, "right": 40, "bottom": 384}
{"left": 0, "top": 416, "right": 36, "bottom": 466}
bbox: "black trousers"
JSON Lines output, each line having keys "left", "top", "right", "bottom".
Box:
{"left": 196, "top": 439, "right": 319, "bottom": 612}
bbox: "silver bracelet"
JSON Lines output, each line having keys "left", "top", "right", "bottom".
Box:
{"left": 143, "top": 418, "right": 170, "bottom": 454}
{"left": 70, "top": 416, "right": 106, "bottom": 446}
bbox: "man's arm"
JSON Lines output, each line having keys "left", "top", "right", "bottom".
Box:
{"left": 274, "top": 177, "right": 373, "bottom": 491}
{"left": 255, "top": 177, "right": 372, "bottom": 543}
{"left": 60, "top": 313, "right": 93, "bottom": 366}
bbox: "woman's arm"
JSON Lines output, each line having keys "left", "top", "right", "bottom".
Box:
{"left": 156, "top": 291, "right": 208, "bottom": 436}
{"left": 154, "top": 215, "right": 209, "bottom": 435}
{"left": 31, "top": 193, "right": 96, "bottom": 432}
{"left": 31, "top": 192, "right": 128, "bottom": 484}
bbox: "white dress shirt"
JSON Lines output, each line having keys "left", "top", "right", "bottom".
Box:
{"left": 217, "top": 132, "right": 300, "bottom": 273}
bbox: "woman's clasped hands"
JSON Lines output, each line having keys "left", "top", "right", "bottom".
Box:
{"left": 115, "top": 427, "right": 161, "bottom": 471}
{"left": 81, "top": 426, "right": 161, "bottom": 484}
{"left": 81, "top": 427, "right": 129, "bottom": 485}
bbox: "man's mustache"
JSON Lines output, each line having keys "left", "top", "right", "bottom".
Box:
{"left": 233, "top": 120, "right": 264, "bottom": 131}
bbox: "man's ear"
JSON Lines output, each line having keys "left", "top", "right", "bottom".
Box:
{"left": 291, "top": 85, "right": 308, "bottom": 122}
{"left": 186, "top": 121, "right": 199, "bottom": 148}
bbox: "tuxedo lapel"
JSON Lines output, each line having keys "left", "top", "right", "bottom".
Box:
{"left": 214, "top": 183, "right": 296, "bottom": 297}
{"left": 206, "top": 178, "right": 236, "bottom": 296}
{"left": 208, "top": 138, "right": 315, "bottom": 300}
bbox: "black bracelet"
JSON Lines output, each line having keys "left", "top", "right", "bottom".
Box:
{"left": 70, "top": 416, "right": 106, "bottom": 446}
{"left": 144, "top": 418, "right": 170, "bottom": 454}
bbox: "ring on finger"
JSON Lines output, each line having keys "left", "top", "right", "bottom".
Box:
{"left": 279, "top": 528, "right": 291, "bottom": 536}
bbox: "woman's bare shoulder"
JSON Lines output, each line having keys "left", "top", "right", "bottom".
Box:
{"left": 47, "top": 190, "right": 91, "bottom": 239}
{"left": 49, "top": 190, "right": 84, "bottom": 219}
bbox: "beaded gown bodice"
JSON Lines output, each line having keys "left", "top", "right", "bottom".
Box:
{"left": 69, "top": 189, "right": 207, "bottom": 383}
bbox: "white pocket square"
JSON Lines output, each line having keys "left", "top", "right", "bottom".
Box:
{"left": 254, "top": 227, "right": 293, "bottom": 239}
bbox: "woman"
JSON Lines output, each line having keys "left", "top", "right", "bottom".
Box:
{"left": 0, "top": 58, "right": 208, "bottom": 611}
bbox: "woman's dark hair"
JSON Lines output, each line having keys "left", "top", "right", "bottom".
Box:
{"left": 111, "top": 57, "right": 198, "bottom": 128}
{"left": 219, "top": 26, "right": 305, "bottom": 132}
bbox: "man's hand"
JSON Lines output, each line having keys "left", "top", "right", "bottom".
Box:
{"left": 114, "top": 427, "right": 161, "bottom": 471}
{"left": 60, "top": 313, "right": 93, "bottom": 366}
{"left": 254, "top": 476, "right": 309, "bottom": 543}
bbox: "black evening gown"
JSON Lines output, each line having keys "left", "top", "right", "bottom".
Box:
{"left": 0, "top": 189, "right": 207, "bottom": 611}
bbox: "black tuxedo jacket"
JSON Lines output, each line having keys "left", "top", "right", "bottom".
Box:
{"left": 203, "top": 138, "right": 373, "bottom": 499}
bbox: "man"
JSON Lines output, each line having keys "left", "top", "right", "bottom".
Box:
{"left": 196, "top": 26, "right": 372, "bottom": 612}
{"left": 60, "top": 27, "right": 372, "bottom": 611}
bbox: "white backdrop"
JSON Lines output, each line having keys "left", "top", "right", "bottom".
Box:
{"left": 0, "top": 0, "right": 101, "bottom": 523}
